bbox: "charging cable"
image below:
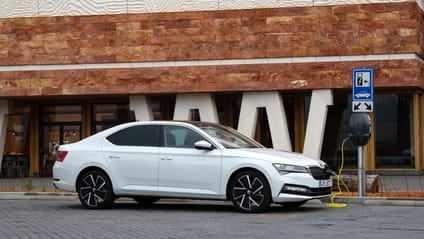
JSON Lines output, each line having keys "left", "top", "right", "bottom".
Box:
{"left": 326, "top": 137, "right": 350, "bottom": 208}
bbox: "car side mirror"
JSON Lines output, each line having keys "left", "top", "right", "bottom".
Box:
{"left": 194, "top": 140, "right": 214, "bottom": 150}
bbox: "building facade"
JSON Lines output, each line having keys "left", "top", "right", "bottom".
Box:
{"left": 0, "top": 0, "right": 423, "bottom": 178}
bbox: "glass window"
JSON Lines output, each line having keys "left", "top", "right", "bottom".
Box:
{"left": 189, "top": 109, "right": 200, "bottom": 121}
{"left": 1, "top": 106, "right": 31, "bottom": 178}
{"left": 254, "top": 107, "right": 272, "bottom": 148}
{"left": 42, "top": 105, "right": 81, "bottom": 123}
{"left": 196, "top": 123, "right": 263, "bottom": 149}
{"left": 92, "top": 103, "right": 130, "bottom": 134}
{"left": 375, "top": 94, "right": 414, "bottom": 168}
{"left": 321, "top": 92, "right": 415, "bottom": 170}
{"left": 280, "top": 93, "right": 311, "bottom": 152}
{"left": 40, "top": 105, "right": 82, "bottom": 177}
{"left": 320, "top": 94, "right": 357, "bottom": 170}
{"left": 106, "top": 125, "right": 160, "bottom": 147}
{"left": 215, "top": 93, "right": 242, "bottom": 128}
{"left": 150, "top": 95, "right": 175, "bottom": 120}
{"left": 3, "top": 109, "right": 30, "bottom": 155}
{"left": 163, "top": 125, "right": 204, "bottom": 148}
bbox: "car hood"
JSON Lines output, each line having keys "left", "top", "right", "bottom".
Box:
{"left": 226, "top": 148, "right": 325, "bottom": 167}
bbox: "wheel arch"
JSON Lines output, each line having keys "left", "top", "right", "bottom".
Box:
{"left": 225, "top": 167, "right": 271, "bottom": 201}
{"left": 75, "top": 166, "right": 114, "bottom": 192}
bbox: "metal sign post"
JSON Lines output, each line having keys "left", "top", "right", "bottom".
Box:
{"left": 351, "top": 68, "right": 374, "bottom": 198}
{"left": 358, "top": 146, "right": 366, "bottom": 197}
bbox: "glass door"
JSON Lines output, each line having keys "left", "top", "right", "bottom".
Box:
{"left": 41, "top": 124, "right": 81, "bottom": 177}
{"left": 40, "top": 105, "right": 82, "bottom": 177}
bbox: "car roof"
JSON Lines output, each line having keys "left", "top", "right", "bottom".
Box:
{"left": 124, "top": 120, "right": 226, "bottom": 128}
{"left": 91, "top": 120, "right": 222, "bottom": 138}
{"left": 75, "top": 120, "right": 210, "bottom": 145}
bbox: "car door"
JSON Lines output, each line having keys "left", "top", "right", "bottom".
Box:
{"left": 158, "top": 125, "right": 222, "bottom": 197}
{"left": 102, "top": 125, "right": 160, "bottom": 193}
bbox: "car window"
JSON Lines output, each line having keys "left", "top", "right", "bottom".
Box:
{"left": 196, "top": 123, "right": 262, "bottom": 149}
{"left": 106, "top": 125, "right": 160, "bottom": 147}
{"left": 163, "top": 125, "right": 205, "bottom": 148}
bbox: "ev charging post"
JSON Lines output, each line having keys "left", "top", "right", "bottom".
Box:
{"left": 349, "top": 113, "right": 371, "bottom": 197}
{"left": 351, "top": 68, "right": 374, "bottom": 197}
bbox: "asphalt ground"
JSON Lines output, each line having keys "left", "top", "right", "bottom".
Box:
{"left": 0, "top": 198, "right": 423, "bottom": 239}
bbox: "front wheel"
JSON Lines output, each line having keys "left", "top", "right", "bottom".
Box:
{"left": 77, "top": 170, "right": 115, "bottom": 209}
{"left": 229, "top": 170, "right": 271, "bottom": 213}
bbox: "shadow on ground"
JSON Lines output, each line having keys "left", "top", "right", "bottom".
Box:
{"left": 63, "top": 199, "right": 327, "bottom": 214}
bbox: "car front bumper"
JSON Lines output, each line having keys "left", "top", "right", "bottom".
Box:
{"left": 270, "top": 173, "right": 332, "bottom": 203}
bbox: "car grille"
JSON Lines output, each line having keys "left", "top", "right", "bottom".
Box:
{"left": 281, "top": 184, "right": 332, "bottom": 197}
{"left": 308, "top": 166, "right": 332, "bottom": 180}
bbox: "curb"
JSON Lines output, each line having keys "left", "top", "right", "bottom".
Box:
{"left": 331, "top": 196, "right": 424, "bottom": 207}
{"left": 1, "top": 192, "right": 423, "bottom": 206}
{"left": 0, "top": 192, "right": 78, "bottom": 201}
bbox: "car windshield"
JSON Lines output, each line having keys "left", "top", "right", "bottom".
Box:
{"left": 195, "top": 123, "right": 263, "bottom": 149}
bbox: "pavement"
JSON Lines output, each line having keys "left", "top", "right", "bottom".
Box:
{"left": 380, "top": 175, "right": 424, "bottom": 192}
{"left": 0, "top": 176, "right": 423, "bottom": 206}
{"left": 2, "top": 199, "right": 422, "bottom": 239}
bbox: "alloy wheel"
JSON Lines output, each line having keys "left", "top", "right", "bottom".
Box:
{"left": 78, "top": 170, "right": 114, "bottom": 209}
{"left": 231, "top": 171, "right": 271, "bottom": 212}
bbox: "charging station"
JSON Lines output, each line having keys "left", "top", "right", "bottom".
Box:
{"left": 351, "top": 68, "right": 373, "bottom": 197}
{"left": 349, "top": 113, "right": 371, "bottom": 197}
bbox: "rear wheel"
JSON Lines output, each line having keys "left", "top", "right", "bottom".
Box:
{"left": 133, "top": 196, "right": 160, "bottom": 205}
{"left": 229, "top": 170, "right": 271, "bottom": 213}
{"left": 77, "top": 170, "right": 115, "bottom": 209}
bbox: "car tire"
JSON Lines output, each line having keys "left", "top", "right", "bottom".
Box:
{"left": 279, "top": 200, "right": 307, "bottom": 209}
{"left": 133, "top": 196, "right": 160, "bottom": 205}
{"left": 229, "top": 170, "right": 271, "bottom": 213}
{"left": 77, "top": 169, "right": 115, "bottom": 209}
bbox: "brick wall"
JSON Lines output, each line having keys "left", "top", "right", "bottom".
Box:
{"left": 0, "top": 2, "right": 422, "bottom": 96}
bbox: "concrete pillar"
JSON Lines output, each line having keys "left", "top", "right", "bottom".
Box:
{"left": 173, "top": 93, "right": 218, "bottom": 123}
{"left": 237, "top": 91, "right": 292, "bottom": 151}
{"left": 129, "top": 95, "right": 153, "bottom": 121}
{"left": 303, "top": 89, "right": 333, "bottom": 159}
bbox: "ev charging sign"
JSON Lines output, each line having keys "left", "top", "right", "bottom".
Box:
{"left": 352, "top": 68, "right": 374, "bottom": 112}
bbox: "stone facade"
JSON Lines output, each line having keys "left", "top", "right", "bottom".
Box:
{"left": 2, "top": 1, "right": 422, "bottom": 18}
{"left": 0, "top": 2, "right": 423, "bottom": 97}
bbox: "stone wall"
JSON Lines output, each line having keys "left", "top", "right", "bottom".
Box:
{"left": 0, "top": 2, "right": 422, "bottom": 96}
{"left": 1, "top": 3, "right": 421, "bottom": 65}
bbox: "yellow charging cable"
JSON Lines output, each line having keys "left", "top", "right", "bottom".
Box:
{"left": 326, "top": 137, "right": 350, "bottom": 208}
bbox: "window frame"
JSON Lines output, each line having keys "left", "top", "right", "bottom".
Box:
{"left": 162, "top": 125, "right": 207, "bottom": 149}
{"left": 106, "top": 125, "right": 161, "bottom": 147}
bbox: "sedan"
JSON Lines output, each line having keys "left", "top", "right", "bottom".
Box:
{"left": 53, "top": 121, "right": 332, "bottom": 213}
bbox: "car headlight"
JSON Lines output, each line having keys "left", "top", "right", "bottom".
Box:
{"left": 273, "top": 163, "right": 308, "bottom": 175}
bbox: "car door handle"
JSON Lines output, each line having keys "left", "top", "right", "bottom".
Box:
{"left": 160, "top": 156, "right": 172, "bottom": 161}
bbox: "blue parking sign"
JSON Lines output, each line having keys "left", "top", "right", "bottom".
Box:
{"left": 352, "top": 68, "right": 374, "bottom": 112}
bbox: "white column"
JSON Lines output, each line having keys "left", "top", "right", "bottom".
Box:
{"left": 129, "top": 95, "right": 153, "bottom": 121}
{"left": 0, "top": 100, "right": 9, "bottom": 167}
{"left": 173, "top": 93, "right": 219, "bottom": 122}
{"left": 303, "top": 89, "right": 333, "bottom": 159}
{"left": 237, "top": 91, "right": 292, "bottom": 151}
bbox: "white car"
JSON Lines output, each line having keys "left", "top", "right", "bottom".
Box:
{"left": 53, "top": 121, "right": 332, "bottom": 213}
